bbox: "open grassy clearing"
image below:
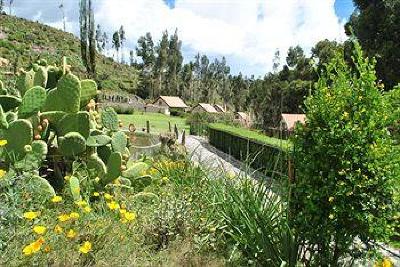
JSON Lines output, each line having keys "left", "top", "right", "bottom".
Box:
{"left": 118, "top": 112, "right": 189, "bottom": 134}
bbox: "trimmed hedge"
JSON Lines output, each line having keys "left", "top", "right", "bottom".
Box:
{"left": 208, "top": 123, "right": 291, "bottom": 175}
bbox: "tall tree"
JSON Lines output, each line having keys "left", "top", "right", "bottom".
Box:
{"left": 0, "top": 0, "right": 4, "bottom": 13}
{"left": 129, "top": 50, "right": 135, "bottom": 66}
{"left": 8, "top": 0, "right": 13, "bottom": 15}
{"left": 95, "top": 24, "right": 103, "bottom": 52}
{"left": 59, "top": 1, "right": 66, "bottom": 31}
{"left": 347, "top": 0, "right": 400, "bottom": 89}
{"left": 79, "top": 0, "right": 96, "bottom": 77}
{"left": 101, "top": 32, "right": 108, "bottom": 52}
{"left": 155, "top": 30, "right": 169, "bottom": 97}
{"left": 136, "top": 32, "right": 156, "bottom": 98}
{"left": 166, "top": 29, "right": 183, "bottom": 95}
{"left": 112, "top": 31, "right": 121, "bottom": 62}
{"left": 119, "top": 26, "right": 126, "bottom": 64}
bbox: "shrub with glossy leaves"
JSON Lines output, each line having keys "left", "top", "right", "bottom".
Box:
{"left": 291, "top": 41, "right": 399, "bottom": 265}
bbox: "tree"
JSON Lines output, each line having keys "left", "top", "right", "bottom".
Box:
{"left": 166, "top": 29, "right": 183, "bottom": 95}
{"left": 59, "top": 1, "right": 66, "bottom": 31}
{"left": 154, "top": 30, "right": 169, "bottom": 97}
{"left": 129, "top": 50, "right": 135, "bottom": 66}
{"left": 291, "top": 41, "right": 397, "bottom": 265}
{"left": 136, "top": 32, "right": 156, "bottom": 98}
{"left": 112, "top": 31, "right": 121, "bottom": 62}
{"left": 79, "top": 0, "right": 96, "bottom": 77}
{"left": 286, "top": 45, "right": 305, "bottom": 68}
{"left": 119, "top": 26, "right": 126, "bottom": 63}
{"left": 8, "top": 0, "right": 13, "bottom": 15}
{"left": 95, "top": 24, "right": 103, "bottom": 52}
{"left": 0, "top": 0, "right": 3, "bottom": 13}
{"left": 347, "top": 0, "right": 400, "bottom": 89}
{"left": 101, "top": 32, "right": 108, "bottom": 52}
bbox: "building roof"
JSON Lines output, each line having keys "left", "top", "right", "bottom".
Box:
{"left": 214, "top": 104, "right": 225, "bottom": 113}
{"left": 155, "top": 96, "right": 188, "bottom": 108}
{"left": 281, "top": 113, "right": 306, "bottom": 130}
{"left": 195, "top": 103, "right": 218, "bottom": 113}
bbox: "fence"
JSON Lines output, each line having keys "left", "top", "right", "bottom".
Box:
{"left": 208, "top": 124, "right": 291, "bottom": 177}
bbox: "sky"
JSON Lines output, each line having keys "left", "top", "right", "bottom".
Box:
{"left": 8, "top": 0, "right": 355, "bottom": 76}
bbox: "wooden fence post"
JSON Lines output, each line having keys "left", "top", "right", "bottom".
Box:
{"left": 146, "top": 120, "right": 150, "bottom": 133}
{"left": 168, "top": 121, "right": 172, "bottom": 132}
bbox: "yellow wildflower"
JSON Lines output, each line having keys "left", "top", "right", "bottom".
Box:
{"left": 23, "top": 237, "right": 44, "bottom": 256}
{"left": 58, "top": 214, "right": 70, "bottom": 222}
{"left": 66, "top": 229, "right": 76, "bottom": 239}
{"left": 119, "top": 209, "right": 127, "bottom": 215}
{"left": 104, "top": 193, "right": 113, "bottom": 200}
{"left": 0, "top": 140, "right": 7, "bottom": 146}
{"left": 107, "top": 201, "right": 120, "bottom": 210}
{"left": 124, "top": 211, "right": 136, "bottom": 222}
{"left": 382, "top": 258, "right": 393, "bottom": 267}
{"left": 51, "top": 195, "right": 63, "bottom": 203}
{"left": 0, "top": 169, "right": 6, "bottom": 179}
{"left": 54, "top": 225, "right": 63, "bottom": 234}
{"left": 23, "top": 211, "right": 39, "bottom": 220}
{"left": 329, "top": 214, "right": 334, "bottom": 220}
{"left": 94, "top": 177, "right": 100, "bottom": 183}
{"left": 328, "top": 197, "right": 334, "bottom": 203}
{"left": 69, "top": 212, "right": 80, "bottom": 219}
{"left": 84, "top": 206, "right": 92, "bottom": 213}
{"left": 93, "top": 192, "right": 100, "bottom": 197}
{"left": 75, "top": 200, "right": 87, "bottom": 207}
{"left": 33, "top": 225, "right": 47, "bottom": 235}
{"left": 79, "top": 241, "right": 92, "bottom": 254}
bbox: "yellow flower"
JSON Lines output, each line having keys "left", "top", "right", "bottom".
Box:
{"left": 51, "top": 195, "right": 63, "bottom": 203}
{"left": 328, "top": 197, "right": 334, "bottom": 203}
{"left": 54, "top": 225, "right": 63, "bottom": 234}
{"left": 0, "top": 140, "right": 7, "bottom": 146}
{"left": 104, "top": 193, "right": 113, "bottom": 200}
{"left": 329, "top": 214, "right": 334, "bottom": 220}
{"left": 64, "top": 175, "right": 71, "bottom": 181}
{"left": 119, "top": 209, "right": 127, "bottom": 215}
{"left": 94, "top": 177, "right": 100, "bottom": 183}
{"left": 23, "top": 237, "right": 45, "bottom": 256}
{"left": 0, "top": 169, "right": 6, "bottom": 179}
{"left": 93, "top": 192, "right": 100, "bottom": 197}
{"left": 75, "top": 200, "right": 87, "bottom": 207}
{"left": 33, "top": 225, "right": 47, "bottom": 235}
{"left": 114, "top": 179, "right": 121, "bottom": 185}
{"left": 66, "top": 229, "right": 76, "bottom": 239}
{"left": 343, "top": 111, "right": 349, "bottom": 118}
{"left": 58, "top": 214, "right": 70, "bottom": 222}
{"left": 79, "top": 241, "right": 92, "bottom": 254}
{"left": 69, "top": 212, "right": 80, "bottom": 219}
{"left": 382, "top": 258, "right": 393, "bottom": 267}
{"left": 124, "top": 211, "right": 136, "bottom": 222}
{"left": 84, "top": 206, "right": 92, "bottom": 213}
{"left": 23, "top": 211, "right": 39, "bottom": 220}
{"left": 107, "top": 201, "right": 120, "bottom": 210}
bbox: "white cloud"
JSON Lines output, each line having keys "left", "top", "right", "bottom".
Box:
{"left": 94, "top": 0, "right": 347, "bottom": 75}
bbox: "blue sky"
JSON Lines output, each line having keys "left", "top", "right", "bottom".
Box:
{"left": 9, "top": 0, "right": 355, "bottom": 76}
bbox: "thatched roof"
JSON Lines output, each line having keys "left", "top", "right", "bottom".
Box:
{"left": 214, "top": 104, "right": 226, "bottom": 113}
{"left": 195, "top": 103, "right": 218, "bottom": 113}
{"left": 155, "top": 96, "right": 188, "bottom": 108}
{"left": 281, "top": 113, "right": 306, "bottom": 130}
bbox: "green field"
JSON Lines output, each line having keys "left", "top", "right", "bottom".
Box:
{"left": 118, "top": 112, "right": 189, "bottom": 134}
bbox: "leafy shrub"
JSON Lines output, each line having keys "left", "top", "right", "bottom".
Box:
{"left": 291, "top": 41, "right": 399, "bottom": 265}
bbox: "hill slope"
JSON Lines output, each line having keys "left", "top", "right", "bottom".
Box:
{"left": 0, "top": 14, "right": 139, "bottom": 92}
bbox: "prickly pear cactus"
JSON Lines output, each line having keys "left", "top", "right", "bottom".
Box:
{"left": 122, "top": 162, "right": 149, "bottom": 179}
{"left": 27, "top": 175, "right": 56, "bottom": 199}
{"left": 58, "top": 132, "right": 86, "bottom": 156}
{"left": 0, "top": 80, "right": 6, "bottom": 95}
{"left": 103, "top": 152, "right": 122, "bottom": 185}
{"left": 97, "top": 144, "right": 112, "bottom": 163}
{"left": 87, "top": 154, "right": 107, "bottom": 177}
{"left": 3, "top": 119, "right": 33, "bottom": 160}
{"left": 5, "top": 112, "right": 17, "bottom": 123}
{"left": 56, "top": 112, "right": 90, "bottom": 138}
{"left": 33, "top": 66, "right": 48, "bottom": 88}
{"left": 43, "top": 73, "right": 81, "bottom": 113}
{"left": 87, "top": 133, "right": 112, "bottom": 147}
{"left": 40, "top": 111, "right": 66, "bottom": 124}
{"left": 69, "top": 176, "right": 81, "bottom": 201}
{"left": 0, "top": 106, "right": 8, "bottom": 129}
{"left": 101, "top": 107, "right": 119, "bottom": 131}
{"left": 46, "top": 66, "right": 62, "bottom": 89}
{"left": 80, "top": 79, "right": 97, "bottom": 108}
{"left": 0, "top": 95, "right": 22, "bottom": 112}
{"left": 18, "top": 86, "right": 47, "bottom": 116}
{"left": 16, "top": 69, "right": 35, "bottom": 96}
{"left": 111, "top": 131, "right": 128, "bottom": 153}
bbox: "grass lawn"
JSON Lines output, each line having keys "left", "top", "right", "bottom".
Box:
{"left": 118, "top": 112, "right": 189, "bottom": 134}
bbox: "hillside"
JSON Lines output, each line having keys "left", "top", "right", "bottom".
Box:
{"left": 0, "top": 14, "right": 139, "bottom": 92}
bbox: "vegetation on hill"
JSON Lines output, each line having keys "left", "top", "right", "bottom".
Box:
{"left": 0, "top": 14, "right": 139, "bottom": 92}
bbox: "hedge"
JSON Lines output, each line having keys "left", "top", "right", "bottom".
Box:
{"left": 208, "top": 123, "right": 291, "bottom": 176}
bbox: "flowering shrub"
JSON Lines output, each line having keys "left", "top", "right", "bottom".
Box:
{"left": 291, "top": 41, "right": 399, "bottom": 265}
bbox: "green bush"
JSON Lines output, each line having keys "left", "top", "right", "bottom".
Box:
{"left": 291, "top": 41, "right": 399, "bottom": 265}
{"left": 208, "top": 123, "right": 289, "bottom": 175}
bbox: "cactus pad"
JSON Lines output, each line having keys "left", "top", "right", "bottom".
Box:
{"left": 16, "top": 69, "right": 35, "bottom": 96}
{"left": 56, "top": 112, "right": 90, "bottom": 138}
{"left": 87, "top": 133, "right": 112, "bottom": 147}
{"left": 18, "top": 86, "right": 47, "bottom": 116}
{"left": 43, "top": 73, "right": 81, "bottom": 113}
{"left": 87, "top": 154, "right": 107, "bottom": 177}
{"left": 3, "top": 119, "right": 33, "bottom": 160}
{"left": 31, "top": 140, "right": 48, "bottom": 159}
{"left": 58, "top": 132, "right": 86, "bottom": 156}
{"left": 46, "top": 66, "right": 62, "bottom": 89}
{"left": 0, "top": 95, "right": 22, "bottom": 112}
{"left": 97, "top": 144, "right": 112, "bottom": 163}
{"left": 122, "top": 162, "right": 149, "bottom": 179}
{"left": 101, "top": 107, "right": 119, "bottom": 131}
{"left": 111, "top": 131, "right": 128, "bottom": 153}
{"left": 103, "top": 152, "right": 122, "bottom": 185}
{"left": 0, "top": 106, "right": 8, "bottom": 129}
{"left": 40, "top": 111, "right": 66, "bottom": 124}
{"left": 69, "top": 176, "right": 81, "bottom": 201}
{"left": 33, "top": 66, "right": 48, "bottom": 88}
{"left": 27, "top": 175, "right": 56, "bottom": 199}
{"left": 5, "top": 112, "right": 17, "bottom": 123}
{"left": 80, "top": 79, "right": 98, "bottom": 108}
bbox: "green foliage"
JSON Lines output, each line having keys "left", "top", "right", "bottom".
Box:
{"left": 58, "top": 132, "right": 87, "bottom": 157}
{"left": 111, "top": 131, "right": 127, "bottom": 153}
{"left": 18, "top": 86, "right": 46, "bottom": 116}
{"left": 3, "top": 119, "right": 33, "bottom": 160}
{"left": 33, "top": 66, "right": 48, "bottom": 88}
{"left": 16, "top": 69, "right": 34, "bottom": 96}
{"left": 291, "top": 41, "right": 398, "bottom": 264}
{"left": 57, "top": 112, "right": 90, "bottom": 138}
{"left": 80, "top": 79, "right": 97, "bottom": 107}
{"left": 122, "top": 162, "right": 149, "bottom": 179}
{"left": 101, "top": 107, "right": 119, "bottom": 131}
{"left": 103, "top": 152, "right": 122, "bottom": 185}
{"left": 187, "top": 112, "right": 236, "bottom": 136}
